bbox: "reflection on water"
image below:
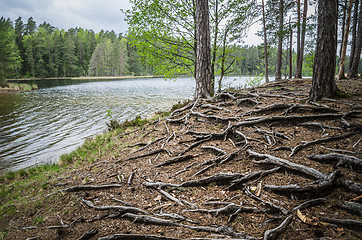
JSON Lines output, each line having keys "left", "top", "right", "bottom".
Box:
{"left": 0, "top": 76, "right": 257, "bottom": 172}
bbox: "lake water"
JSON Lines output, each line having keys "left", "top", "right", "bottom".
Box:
{"left": 0, "top": 76, "right": 266, "bottom": 173}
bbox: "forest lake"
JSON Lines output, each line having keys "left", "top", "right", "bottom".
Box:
{"left": 0, "top": 76, "right": 274, "bottom": 173}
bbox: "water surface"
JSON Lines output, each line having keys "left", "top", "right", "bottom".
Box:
{"left": 0, "top": 76, "right": 260, "bottom": 172}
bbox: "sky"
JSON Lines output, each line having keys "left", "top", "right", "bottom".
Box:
{"left": 0, "top": 0, "right": 263, "bottom": 46}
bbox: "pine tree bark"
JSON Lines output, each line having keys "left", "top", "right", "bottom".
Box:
{"left": 275, "top": 0, "right": 284, "bottom": 81}
{"left": 347, "top": 0, "right": 359, "bottom": 77}
{"left": 337, "top": 0, "right": 354, "bottom": 79}
{"left": 289, "top": 27, "right": 293, "bottom": 79}
{"left": 349, "top": 0, "right": 362, "bottom": 78}
{"left": 296, "top": 0, "right": 308, "bottom": 78}
{"left": 309, "top": 0, "right": 338, "bottom": 101}
{"left": 262, "top": 0, "right": 269, "bottom": 83}
{"left": 295, "top": 0, "right": 301, "bottom": 78}
{"left": 195, "top": 0, "right": 212, "bottom": 99}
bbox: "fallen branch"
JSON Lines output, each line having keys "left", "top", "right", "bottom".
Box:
{"left": 248, "top": 150, "right": 326, "bottom": 179}
{"left": 290, "top": 132, "right": 359, "bottom": 156}
{"left": 263, "top": 215, "right": 293, "bottom": 240}
{"left": 307, "top": 153, "right": 362, "bottom": 169}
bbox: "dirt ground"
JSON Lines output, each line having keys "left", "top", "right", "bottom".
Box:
{"left": 1, "top": 77, "right": 361, "bottom": 240}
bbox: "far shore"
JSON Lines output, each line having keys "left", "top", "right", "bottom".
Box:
{"left": 6, "top": 75, "right": 173, "bottom": 81}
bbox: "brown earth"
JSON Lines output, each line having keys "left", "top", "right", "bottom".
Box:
{"left": 1, "top": 78, "right": 361, "bottom": 240}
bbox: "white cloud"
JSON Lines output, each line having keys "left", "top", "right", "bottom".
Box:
{"left": 0, "top": 0, "right": 131, "bottom": 33}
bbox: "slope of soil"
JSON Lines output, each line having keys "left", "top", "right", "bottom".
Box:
{"left": 1, "top": 78, "right": 361, "bottom": 240}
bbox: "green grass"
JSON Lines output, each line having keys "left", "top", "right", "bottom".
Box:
{"left": 3, "top": 82, "right": 38, "bottom": 92}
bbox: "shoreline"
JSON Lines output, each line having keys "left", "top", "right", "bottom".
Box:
{"left": 6, "top": 75, "right": 168, "bottom": 81}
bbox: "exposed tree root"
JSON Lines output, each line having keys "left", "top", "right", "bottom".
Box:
{"left": 200, "top": 146, "right": 227, "bottom": 156}
{"left": 77, "top": 228, "right": 98, "bottom": 240}
{"left": 117, "top": 148, "right": 168, "bottom": 163}
{"left": 183, "top": 203, "right": 259, "bottom": 215}
{"left": 62, "top": 184, "right": 123, "bottom": 193}
{"left": 248, "top": 150, "right": 326, "bottom": 179}
{"left": 307, "top": 153, "right": 362, "bottom": 169}
{"left": 156, "top": 154, "right": 195, "bottom": 167}
{"left": 81, "top": 199, "right": 148, "bottom": 215}
{"left": 226, "top": 167, "right": 280, "bottom": 190}
{"left": 292, "top": 198, "right": 327, "bottom": 211}
{"left": 339, "top": 179, "right": 362, "bottom": 194}
{"left": 319, "top": 217, "right": 362, "bottom": 230}
{"left": 244, "top": 187, "right": 289, "bottom": 215}
{"left": 129, "top": 136, "right": 166, "bottom": 155}
{"left": 263, "top": 215, "right": 293, "bottom": 240}
{"left": 290, "top": 132, "right": 359, "bottom": 156}
{"left": 337, "top": 201, "right": 362, "bottom": 217}
{"left": 97, "top": 234, "right": 181, "bottom": 240}
{"left": 263, "top": 171, "right": 339, "bottom": 196}
{"left": 233, "top": 113, "right": 344, "bottom": 127}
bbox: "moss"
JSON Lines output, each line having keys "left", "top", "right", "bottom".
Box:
{"left": 333, "top": 88, "right": 351, "bottom": 98}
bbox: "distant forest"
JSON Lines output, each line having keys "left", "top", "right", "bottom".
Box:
{"left": 0, "top": 4, "right": 360, "bottom": 81}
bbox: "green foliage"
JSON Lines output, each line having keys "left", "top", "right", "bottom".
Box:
{"left": 245, "top": 73, "right": 264, "bottom": 88}
{"left": 32, "top": 216, "right": 44, "bottom": 224}
{"left": 0, "top": 17, "right": 22, "bottom": 81}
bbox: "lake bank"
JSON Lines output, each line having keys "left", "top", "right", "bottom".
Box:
{"left": 0, "top": 77, "right": 361, "bottom": 239}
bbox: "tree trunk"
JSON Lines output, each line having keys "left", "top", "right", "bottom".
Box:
{"left": 295, "top": 0, "right": 301, "bottom": 78}
{"left": 339, "top": 0, "right": 347, "bottom": 59}
{"left": 337, "top": 0, "right": 354, "bottom": 79}
{"left": 195, "top": 0, "right": 212, "bottom": 99}
{"left": 262, "top": 0, "right": 269, "bottom": 83}
{"left": 289, "top": 26, "right": 293, "bottom": 79}
{"left": 309, "top": 0, "right": 338, "bottom": 101}
{"left": 296, "top": 0, "right": 308, "bottom": 78}
{"left": 348, "top": 0, "right": 362, "bottom": 78}
{"left": 210, "top": 0, "right": 218, "bottom": 95}
{"left": 275, "top": 0, "right": 284, "bottom": 81}
{"left": 348, "top": 0, "right": 359, "bottom": 72}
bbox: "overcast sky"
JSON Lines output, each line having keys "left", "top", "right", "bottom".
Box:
{"left": 0, "top": 0, "right": 262, "bottom": 45}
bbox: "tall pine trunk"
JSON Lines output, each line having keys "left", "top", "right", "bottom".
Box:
{"left": 348, "top": 0, "right": 359, "bottom": 77}
{"left": 296, "top": 0, "right": 308, "bottom": 78}
{"left": 275, "top": 0, "right": 284, "bottom": 81}
{"left": 295, "top": 0, "right": 301, "bottom": 78}
{"left": 262, "top": 0, "right": 269, "bottom": 83}
{"left": 349, "top": 0, "right": 362, "bottom": 78}
{"left": 195, "top": 0, "right": 212, "bottom": 99}
{"left": 289, "top": 26, "right": 293, "bottom": 79}
{"left": 337, "top": 0, "right": 354, "bottom": 79}
{"left": 309, "top": 0, "right": 338, "bottom": 101}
